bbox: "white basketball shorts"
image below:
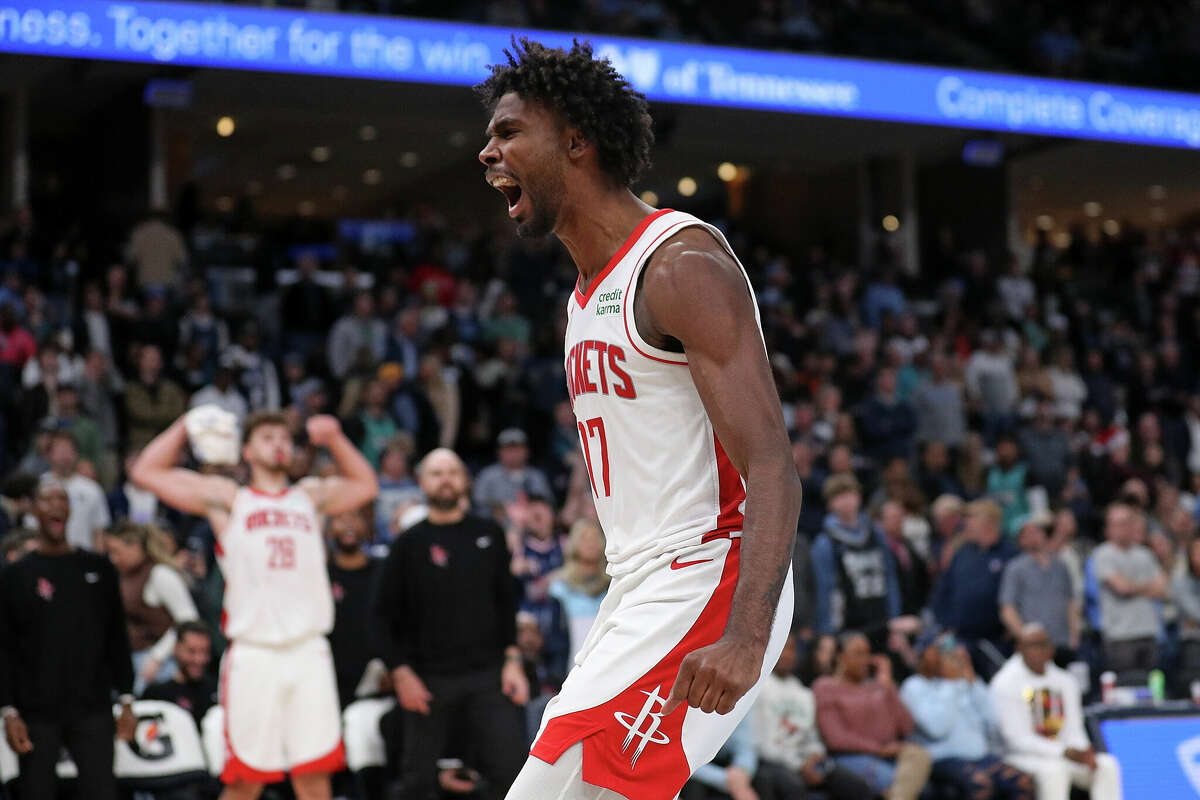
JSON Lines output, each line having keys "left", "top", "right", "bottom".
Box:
{"left": 525, "top": 535, "right": 793, "bottom": 800}
{"left": 219, "top": 635, "right": 345, "bottom": 784}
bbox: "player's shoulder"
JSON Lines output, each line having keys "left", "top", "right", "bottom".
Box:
{"left": 642, "top": 223, "right": 742, "bottom": 298}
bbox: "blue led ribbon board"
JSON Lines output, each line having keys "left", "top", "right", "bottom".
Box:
{"left": 4, "top": 0, "right": 1200, "bottom": 148}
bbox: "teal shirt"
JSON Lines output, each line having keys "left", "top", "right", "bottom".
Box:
{"left": 987, "top": 463, "right": 1029, "bottom": 537}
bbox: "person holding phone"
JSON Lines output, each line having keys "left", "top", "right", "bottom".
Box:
{"left": 901, "top": 632, "right": 1035, "bottom": 799}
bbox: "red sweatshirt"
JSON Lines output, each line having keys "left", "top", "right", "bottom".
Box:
{"left": 813, "top": 675, "right": 915, "bottom": 755}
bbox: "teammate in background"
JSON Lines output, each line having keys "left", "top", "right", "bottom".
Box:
{"left": 478, "top": 40, "right": 801, "bottom": 800}
{"left": 130, "top": 410, "right": 378, "bottom": 800}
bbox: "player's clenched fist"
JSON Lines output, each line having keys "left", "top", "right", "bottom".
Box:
{"left": 305, "top": 414, "right": 342, "bottom": 447}
{"left": 665, "top": 637, "right": 762, "bottom": 716}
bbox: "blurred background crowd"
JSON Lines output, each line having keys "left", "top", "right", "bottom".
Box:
{"left": 2, "top": 0, "right": 1200, "bottom": 797}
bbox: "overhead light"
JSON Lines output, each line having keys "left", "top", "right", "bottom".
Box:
{"left": 276, "top": 164, "right": 297, "bottom": 180}
{"left": 717, "top": 162, "right": 737, "bottom": 182}
{"left": 1148, "top": 184, "right": 1167, "bottom": 201}
{"left": 640, "top": 190, "right": 659, "bottom": 206}
{"left": 215, "top": 196, "right": 234, "bottom": 213}
{"left": 363, "top": 168, "right": 382, "bottom": 185}
{"left": 216, "top": 116, "right": 235, "bottom": 137}
{"left": 882, "top": 215, "right": 900, "bottom": 232}
{"left": 449, "top": 131, "right": 467, "bottom": 147}
{"left": 311, "top": 146, "right": 331, "bottom": 163}
{"left": 332, "top": 185, "right": 349, "bottom": 201}
{"left": 298, "top": 201, "right": 316, "bottom": 217}
{"left": 359, "top": 124, "right": 377, "bottom": 141}
{"left": 246, "top": 180, "right": 263, "bottom": 196}
{"left": 399, "top": 152, "right": 419, "bottom": 168}
{"left": 1052, "top": 231, "right": 1072, "bottom": 248}
{"left": 1035, "top": 214, "right": 1054, "bottom": 231}
{"left": 1102, "top": 219, "right": 1120, "bottom": 236}
{"left": 1083, "top": 201, "right": 1102, "bottom": 217}
{"left": 677, "top": 177, "right": 697, "bottom": 197}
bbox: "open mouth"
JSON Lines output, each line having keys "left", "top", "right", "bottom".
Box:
{"left": 488, "top": 173, "right": 526, "bottom": 218}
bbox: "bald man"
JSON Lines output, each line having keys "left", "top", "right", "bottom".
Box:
{"left": 371, "top": 448, "right": 530, "bottom": 800}
{"left": 990, "top": 624, "right": 1121, "bottom": 800}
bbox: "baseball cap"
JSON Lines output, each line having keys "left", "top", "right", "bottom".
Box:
{"left": 498, "top": 428, "right": 528, "bottom": 447}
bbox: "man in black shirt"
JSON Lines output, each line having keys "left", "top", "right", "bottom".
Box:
{"left": 0, "top": 480, "right": 136, "bottom": 800}
{"left": 372, "top": 448, "right": 529, "bottom": 800}
{"left": 327, "top": 506, "right": 381, "bottom": 707}
{"left": 142, "top": 620, "right": 218, "bottom": 727}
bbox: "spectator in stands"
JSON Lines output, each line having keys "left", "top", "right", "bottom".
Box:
{"left": 76, "top": 281, "right": 113, "bottom": 357}
{"left": 473, "top": 428, "right": 553, "bottom": 522}
{"left": 328, "top": 290, "right": 388, "bottom": 381}
{"left": 345, "top": 378, "right": 399, "bottom": 469}
{"left": 327, "top": 507, "right": 383, "bottom": 707}
{"left": 189, "top": 358, "right": 248, "bottom": 427}
{"left": 0, "top": 480, "right": 136, "bottom": 800}
{"left": 103, "top": 521, "right": 200, "bottom": 693}
{"left": 1020, "top": 400, "right": 1073, "bottom": 501}
{"left": 877, "top": 499, "right": 929, "bottom": 618}
{"left": 997, "top": 259, "right": 1036, "bottom": 323}
{"left": 932, "top": 499, "right": 1019, "bottom": 678}
{"left": 49, "top": 382, "right": 103, "bottom": 473}
{"left": 125, "top": 211, "right": 187, "bottom": 290}
{"left": 966, "top": 330, "right": 1019, "bottom": 440}
{"left": 222, "top": 321, "right": 280, "bottom": 412}
{"left": 281, "top": 252, "right": 336, "bottom": 358}
{"left": 371, "top": 448, "right": 528, "bottom": 800}
{"left": 753, "top": 632, "right": 873, "bottom": 799}
{"left": 107, "top": 448, "right": 166, "bottom": 526}
{"left": 681, "top": 714, "right": 759, "bottom": 800}
{"left": 1092, "top": 502, "right": 1167, "bottom": 673}
{"left": 124, "top": 343, "right": 187, "bottom": 450}
{"left": 1000, "top": 513, "right": 1080, "bottom": 665}
{"left": 142, "top": 621, "right": 217, "bottom": 726}
{"left": 420, "top": 353, "right": 462, "bottom": 450}
{"left": 858, "top": 367, "right": 917, "bottom": 464}
{"left": 548, "top": 518, "right": 609, "bottom": 663}
{"left": 1173, "top": 538, "right": 1200, "bottom": 674}
{"left": 44, "top": 431, "right": 110, "bottom": 552}
{"left": 812, "top": 475, "right": 902, "bottom": 647}
{"left": 1046, "top": 347, "right": 1086, "bottom": 423}
{"left": 901, "top": 632, "right": 1034, "bottom": 799}
{"left": 79, "top": 349, "right": 123, "bottom": 472}
{"left": 916, "top": 441, "right": 963, "bottom": 505}
{"left": 991, "top": 624, "right": 1122, "bottom": 800}
{"left": 0, "top": 301, "right": 36, "bottom": 371}
{"left": 1081, "top": 350, "right": 1117, "bottom": 426}
{"left": 986, "top": 434, "right": 1031, "bottom": 537}
{"left": 814, "top": 632, "right": 931, "bottom": 800}
{"left": 0, "top": 472, "right": 37, "bottom": 539}
{"left": 928, "top": 493, "right": 965, "bottom": 577}
{"left": 176, "top": 282, "right": 228, "bottom": 371}
{"left": 509, "top": 493, "right": 564, "bottom": 600}
{"left": 375, "top": 437, "right": 423, "bottom": 541}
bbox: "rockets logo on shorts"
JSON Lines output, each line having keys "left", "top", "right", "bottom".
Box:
{"left": 613, "top": 686, "right": 671, "bottom": 768}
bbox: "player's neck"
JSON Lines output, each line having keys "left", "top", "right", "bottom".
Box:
{"left": 556, "top": 191, "right": 656, "bottom": 293}
{"left": 248, "top": 469, "right": 289, "bottom": 495}
{"left": 333, "top": 549, "right": 369, "bottom": 570}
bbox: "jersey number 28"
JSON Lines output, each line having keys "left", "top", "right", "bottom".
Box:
{"left": 267, "top": 536, "right": 296, "bottom": 569}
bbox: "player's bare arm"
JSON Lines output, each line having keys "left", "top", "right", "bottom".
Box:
{"left": 299, "top": 415, "right": 380, "bottom": 516}
{"left": 644, "top": 227, "right": 802, "bottom": 716}
{"left": 130, "top": 418, "right": 238, "bottom": 531}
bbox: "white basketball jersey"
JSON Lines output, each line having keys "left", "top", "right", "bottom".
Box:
{"left": 217, "top": 486, "right": 333, "bottom": 645}
{"left": 564, "top": 209, "right": 763, "bottom": 576}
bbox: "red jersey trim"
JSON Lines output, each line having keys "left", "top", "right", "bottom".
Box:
{"left": 247, "top": 485, "right": 290, "bottom": 498}
{"left": 574, "top": 208, "right": 673, "bottom": 309}
{"left": 713, "top": 433, "right": 746, "bottom": 534}
{"left": 530, "top": 538, "right": 742, "bottom": 800}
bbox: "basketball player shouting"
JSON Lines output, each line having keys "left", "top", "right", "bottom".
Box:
{"left": 130, "top": 411, "right": 378, "bottom": 800}
{"left": 478, "top": 40, "right": 801, "bottom": 800}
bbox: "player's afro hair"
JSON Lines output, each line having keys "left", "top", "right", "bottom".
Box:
{"left": 475, "top": 38, "right": 654, "bottom": 189}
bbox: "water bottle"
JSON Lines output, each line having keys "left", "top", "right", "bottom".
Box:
{"left": 1149, "top": 669, "right": 1165, "bottom": 703}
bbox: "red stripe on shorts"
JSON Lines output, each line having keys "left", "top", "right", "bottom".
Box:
{"left": 530, "top": 537, "right": 741, "bottom": 800}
